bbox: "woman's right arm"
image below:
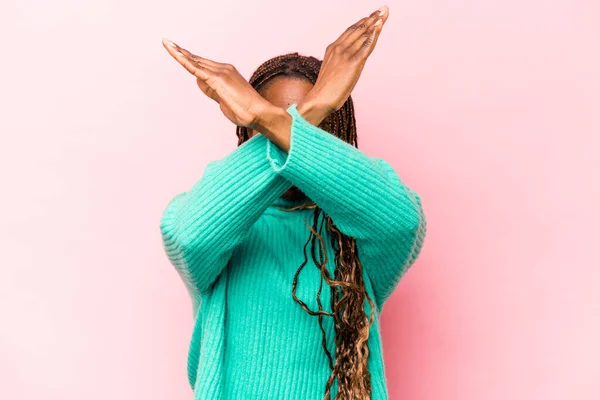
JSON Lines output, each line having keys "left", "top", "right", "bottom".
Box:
{"left": 159, "top": 133, "right": 292, "bottom": 297}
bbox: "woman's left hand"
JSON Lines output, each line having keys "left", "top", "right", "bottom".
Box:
{"left": 162, "top": 38, "right": 272, "bottom": 130}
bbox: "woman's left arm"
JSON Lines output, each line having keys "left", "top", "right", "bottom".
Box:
{"left": 262, "top": 103, "right": 427, "bottom": 310}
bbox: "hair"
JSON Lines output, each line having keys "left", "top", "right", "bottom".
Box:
{"left": 236, "top": 53, "right": 376, "bottom": 399}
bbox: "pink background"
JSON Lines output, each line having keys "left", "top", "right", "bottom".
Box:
{"left": 1, "top": 0, "right": 599, "bottom": 399}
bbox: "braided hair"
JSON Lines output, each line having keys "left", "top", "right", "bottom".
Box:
{"left": 236, "top": 52, "right": 376, "bottom": 399}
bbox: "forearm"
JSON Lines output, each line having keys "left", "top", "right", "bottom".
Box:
{"left": 261, "top": 103, "right": 422, "bottom": 238}
{"left": 254, "top": 96, "right": 332, "bottom": 152}
{"left": 260, "top": 103, "right": 427, "bottom": 309}
{"left": 160, "top": 134, "right": 292, "bottom": 295}
{"left": 296, "top": 95, "right": 332, "bottom": 127}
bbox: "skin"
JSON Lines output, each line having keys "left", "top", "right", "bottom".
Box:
{"left": 161, "top": 5, "right": 390, "bottom": 200}
{"left": 250, "top": 77, "right": 315, "bottom": 201}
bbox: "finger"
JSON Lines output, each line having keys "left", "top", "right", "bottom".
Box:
{"left": 162, "top": 38, "right": 222, "bottom": 76}
{"left": 174, "top": 51, "right": 214, "bottom": 79}
{"left": 162, "top": 39, "right": 196, "bottom": 67}
{"left": 167, "top": 47, "right": 212, "bottom": 79}
{"left": 349, "top": 13, "right": 386, "bottom": 60}
{"left": 189, "top": 54, "right": 222, "bottom": 70}
{"left": 177, "top": 48, "right": 223, "bottom": 70}
{"left": 377, "top": 5, "right": 390, "bottom": 27}
{"left": 336, "top": 6, "right": 385, "bottom": 45}
{"left": 162, "top": 39, "right": 229, "bottom": 104}
{"left": 343, "top": 12, "right": 380, "bottom": 45}
{"left": 162, "top": 41, "right": 216, "bottom": 80}
{"left": 334, "top": 16, "right": 368, "bottom": 45}
{"left": 162, "top": 38, "right": 226, "bottom": 70}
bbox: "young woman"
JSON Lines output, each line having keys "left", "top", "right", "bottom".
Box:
{"left": 159, "top": 5, "right": 427, "bottom": 399}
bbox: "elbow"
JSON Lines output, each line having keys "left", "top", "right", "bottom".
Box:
{"left": 165, "top": 220, "right": 212, "bottom": 266}
{"left": 160, "top": 194, "right": 222, "bottom": 295}
{"left": 386, "top": 190, "right": 427, "bottom": 253}
{"left": 160, "top": 204, "right": 213, "bottom": 261}
{"left": 160, "top": 223, "right": 218, "bottom": 296}
{"left": 160, "top": 215, "right": 206, "bottom": 278}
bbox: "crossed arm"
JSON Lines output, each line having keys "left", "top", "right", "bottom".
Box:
{"left": 160, "top": 102, "right": 427, "bottom": 311}
{"left": 159, "top": 6, "right": 427, "bottom": 310}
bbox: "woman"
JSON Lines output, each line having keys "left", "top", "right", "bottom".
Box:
{"left": 159, "top": 5, "right": 427, "bottom": 399}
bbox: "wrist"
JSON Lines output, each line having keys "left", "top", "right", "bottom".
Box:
{"left": 296, "top": 96, "right": 332, "bottom": 126}
{"left": 254, "top": 104, "right": 292, "bottom": 151}
{"left": 254, "top": 104, "right": 288, "bottom": 135}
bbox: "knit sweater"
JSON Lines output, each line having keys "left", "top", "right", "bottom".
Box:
{"left": 159, "top": 104, "right": 427, "bottom": 399}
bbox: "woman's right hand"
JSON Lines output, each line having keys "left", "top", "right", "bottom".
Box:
{"left": 162, "top": 38, "right": 272, "bottom": 130}
{"left": 299, "top": 6, "right": 389, "bottom": 124}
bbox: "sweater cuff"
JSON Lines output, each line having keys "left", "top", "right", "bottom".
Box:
{"left": 266, "top": 103, "right": 342, "bottom": 175}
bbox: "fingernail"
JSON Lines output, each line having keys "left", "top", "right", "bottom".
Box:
{"left": 163, "top": 38, "right": 176, "bottom": 47}
{"left": 375, "top": 19, "right": 382, "bottom": 26}
{"left": 378, "top": 5, "right": 387, "bottom": 15}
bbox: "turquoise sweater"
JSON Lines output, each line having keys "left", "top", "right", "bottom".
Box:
{"left": 160, "top": 104, "right": 427, "bottom": 399}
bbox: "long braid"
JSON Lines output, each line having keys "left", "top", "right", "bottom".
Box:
{"left": 236, "top": 53, "right": 376, "bottom": 399}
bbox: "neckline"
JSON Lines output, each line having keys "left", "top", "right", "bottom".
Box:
{"left": 270, "top": 193, "right": 314, "bottom": 210}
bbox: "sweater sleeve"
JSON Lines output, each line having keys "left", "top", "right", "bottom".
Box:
{"left": 160, "top": 133, "right": 293, "bottom": 297}
{"left": 265, "top": 104, "right": 427, "bottom": 310}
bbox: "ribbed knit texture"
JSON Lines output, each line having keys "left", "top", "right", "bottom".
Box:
{"left": 160, "top": 104, "right": 427, "bottom": 399}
